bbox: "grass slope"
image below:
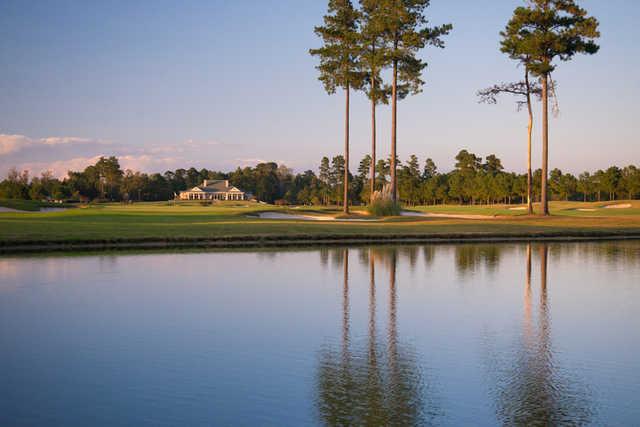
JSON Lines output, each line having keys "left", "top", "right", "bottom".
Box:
{"left": 0, "top": 199, "right": 66, "bottom": 211}
{"left": 0, "top": 201, "right": 639, "bottom": 246}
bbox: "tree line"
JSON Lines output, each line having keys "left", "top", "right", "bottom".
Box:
{"left": 310, "top": 0, "right": 600, "bottom": 216}
{"left": 2, "top": 153, "right": 638, "bottom": 205}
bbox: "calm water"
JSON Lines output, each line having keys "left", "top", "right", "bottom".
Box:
{"left": 1, "top": 242, "right": 639, "bottom": 426}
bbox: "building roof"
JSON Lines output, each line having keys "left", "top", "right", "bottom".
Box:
{"left": 188, "top": 180, "right": 244, "bottom": 193}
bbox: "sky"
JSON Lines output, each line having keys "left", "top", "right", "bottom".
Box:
{"left": 0, "top": 0, "right": 638, "bottom": 178}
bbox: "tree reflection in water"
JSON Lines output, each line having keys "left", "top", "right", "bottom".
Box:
{"left": 454, "top": 244, "right": 503, "bottom": 276}
{"left": 489, "top": 243, "right": 594, "bottom": 426}
{"left": 315, "top": 248, "right": 439, "bottom": 426}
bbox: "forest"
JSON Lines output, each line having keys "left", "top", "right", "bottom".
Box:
{"left": 1, "top": 153, "right": 638, "bottom": 206}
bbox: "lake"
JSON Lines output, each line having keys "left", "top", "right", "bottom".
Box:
{"left": 1, "top": 242, "right": 639, "bottom": 426}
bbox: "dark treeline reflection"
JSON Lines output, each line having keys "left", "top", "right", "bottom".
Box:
{"left": 322, "top": 241, "right": 639, "bottom": 277}
{"left": 454, "top": 244, "right": 505, "bottom": 276}
{"left": 315, "top": 248, "right": 440, "bottom": 426}
{"left": 488, "top": 244, "right": 594, "bottom": 425}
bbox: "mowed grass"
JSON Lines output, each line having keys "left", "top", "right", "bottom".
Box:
{"left": 1, "top": 200, "right": 639, "bottom": 244}
{"left": 410, "top": 200, "right": 640, "bottom": 217}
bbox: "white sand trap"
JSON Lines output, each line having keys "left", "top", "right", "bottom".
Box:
{"left": 604, "top": 203, "right": 632, "bottom": 209}
{"left": 255, "top": 212, "right": 372, "bottom": 222}
{"left": 401, "top": 211, "right": 496, "bottom": 220}
{"left": 0, "top": 207, "right": 67, "bottom": 213}
{"left": 578, "top": 208, "right": 597, "bottom": 212}
{"left": 509, "top": 207, "right": 527, "bottom": 211}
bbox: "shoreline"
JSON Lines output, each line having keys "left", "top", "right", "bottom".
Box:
{"left": 2, "top": 231, "right": 639, "bottom": 254}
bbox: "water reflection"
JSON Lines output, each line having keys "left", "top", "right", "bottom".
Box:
{"left": 490, "top": 244, "right": 594, "bottom": 425}
{"left": 315, "top": 248, "right": 437, "bottom": 425}
{"left": 454, "top": 244, "right": 503, "bottom": 276}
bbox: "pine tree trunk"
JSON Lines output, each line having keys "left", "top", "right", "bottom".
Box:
{"left": 344, "top": 85, "right": 350, "bottom": 214}
{"left": 370, "top": 74, "right": 376, "bottom": 204}
{"left": 390, "top": 56, "right": 398, "bottom": 203}
{"left": 541, "top": 74, "right": 550, "bottom": 215}
{"left": 525, "top": 71, "right": 534, "bottom": 215}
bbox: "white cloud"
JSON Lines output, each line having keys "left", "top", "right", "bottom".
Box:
{"left": 0, "top": 134, "right": 32, "bottom": 155}
{"left": 0, "top": 133, "right": 290, "bottom": 179}
{"left": 18, "top": 156, "right": 104, "bottom": 178}
{"left": 0, "top": 134, "right": 99, "bottom": 156}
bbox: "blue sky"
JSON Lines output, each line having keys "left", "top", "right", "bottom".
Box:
{"left": 0, "top": 0, "right": 638, "bottom": 177}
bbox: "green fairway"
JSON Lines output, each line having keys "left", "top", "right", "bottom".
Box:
{"left": 409, "top": 201, "right": 640, "bottom": 217}
{"left": 0, "top": 200, "right": 639, "bottom": 248}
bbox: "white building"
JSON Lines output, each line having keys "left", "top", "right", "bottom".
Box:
{"left": 179, "top": 180, "right": 247, "bottom": 201}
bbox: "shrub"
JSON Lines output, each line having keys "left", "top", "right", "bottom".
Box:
{"left": 199, "top": 200, "right": 212, "bottom": 206}
{"left": 367, "top": 184, "right": 401, "bottom": 217}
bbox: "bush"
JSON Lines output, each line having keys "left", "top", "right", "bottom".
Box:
{"left": 199, "top": 200, "right": 212, "bottom": 206}
{"left": 367, "top": 184, "right": 401, "bottom": 217}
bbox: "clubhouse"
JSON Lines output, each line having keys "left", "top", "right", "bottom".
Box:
{"left": 179, "top": 180, "right": 248, "bottom": 201}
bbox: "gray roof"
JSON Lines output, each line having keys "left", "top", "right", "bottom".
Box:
{"left": 191, "top": 180, "right": 243, "bottom": 193}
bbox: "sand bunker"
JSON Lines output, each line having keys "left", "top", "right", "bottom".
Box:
{"left": 604, "top": 203, "right": 632, "bottom": 209}
{"left": 577, "top": 208, "right": 597, "bottom": 212}
{"left": 256, "top": 212, "right": 372, "bottom": 222}
{"left": 400, "top": 211, "right": 496, "bottom": 220}
{"left": 509, "top": 207, "right": 527, "bottom": 211}
{"left": 0, "top": 207, "right": 67, "bottom": 213}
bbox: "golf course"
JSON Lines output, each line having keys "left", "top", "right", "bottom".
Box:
{"left": 1, "top": 200, "right": 639, "bottom": 252}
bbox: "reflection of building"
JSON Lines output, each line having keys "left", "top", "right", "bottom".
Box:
{"left": 179, "top": 180, "right": 247, "bottom": 201}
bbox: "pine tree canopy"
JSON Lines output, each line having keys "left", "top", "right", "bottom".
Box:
{"left": 500, "top": 0, "right": 600, "bottom": 76}
{"left": 380, "top": 0, "right": 452, "bottom": 98}
{"left": 359, "top": 0, "right": 392, "bottom": 104}
{"left": 310, "top": 0, "right": 365, "bottom": 93}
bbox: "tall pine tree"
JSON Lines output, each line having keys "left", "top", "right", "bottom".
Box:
{"left": 359, "top": 0, "right": 391, "bottom": 203}
{"left": 380, "top": 0, "right": 451, "bottom": 202}
{"left": 478, "top": 74, "right": 543, "bottom": 214}
{"left": 310, "top": 0, "right": 365, "bottom": 213}
{"left": 501, "top": 0, "right": 599, "bottom": 215}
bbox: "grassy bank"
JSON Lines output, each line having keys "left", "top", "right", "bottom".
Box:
{"left": 0, "top": 199, "right": 67, "bottom": 212}
{"left": 0, "top": 200, "right": 639, "bottom": 252}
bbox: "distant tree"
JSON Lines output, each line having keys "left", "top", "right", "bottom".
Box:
{"left": 311, "top": 0, "right": 365, "bottom": 213}
{"left": 398, "top": 155, "right": 421, "bottom": 204}
{"left": 330, "top": 155, "right": 346, "bottom": 204}
{"left": 0, "top": 168, "right": 29, "bottom": 199}
{"left": 357, "top": 154, "right": 372, "bottom": 202}
{"left": 375, "top": 158, "right": 389, "bottom": 189}
{"left": 621, "top": 166, "right": 640, "bottom": 200}
{"left": 455, "top": 150, "right": 482, "bottom": 174}
{"left": 319, "top": 156, "right": 331, "bottom": 204}
{"left": 592, "top": 169, "right": 605, "bottom": 201}
{"left": 254, "top": 162, "right": 280, "bottom": 203}
{"left": 577, "top": 172, "right": 593, "bottom": 202}
{"left": 483, "top": 154, "right": 504, "bottom": 175}
{"left": 602, "top": 166, "right": 622, "bottom": 201}
{"left": 422, "top": 158, "right": 437, "bottom": 180}
{"left": 380, "top": 0, "right": 451, "bottom": 202}
{"left": 501, "top": 0, "right": 600, "bottom": 215}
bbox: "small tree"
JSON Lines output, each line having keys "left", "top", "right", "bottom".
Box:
{"left": 311, "top": 0, "right": 365, "bottom": 213}
{"left": 501, "top": 0, "right": 600, "bottom": 215}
